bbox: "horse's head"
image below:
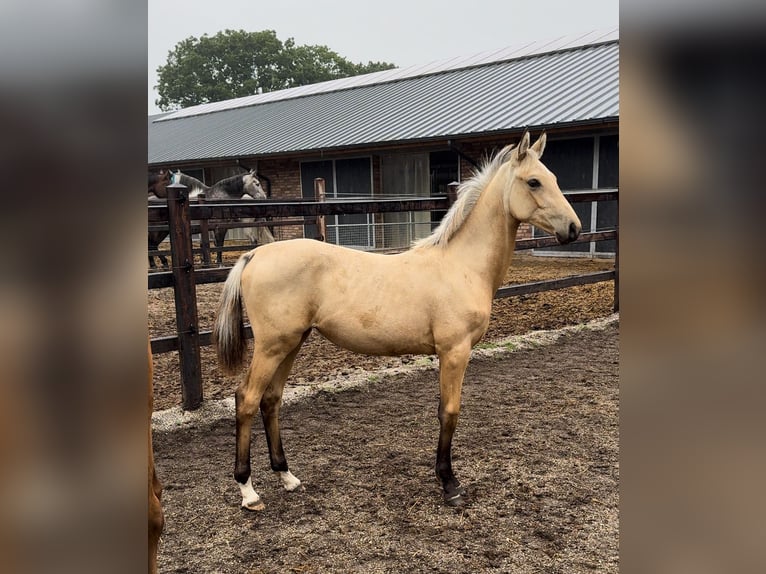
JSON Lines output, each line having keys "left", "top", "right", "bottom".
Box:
{"left": 504, "top": 132, "right": 581, "bottom": 244}
{"left": 148, "top": 169, "right": 170, "bottom": 199}
{"left": 242, "top": 170, "right": 266, "bottom": 199}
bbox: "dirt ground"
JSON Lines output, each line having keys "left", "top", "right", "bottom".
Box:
{"left": 148, "top": 251, "right": 616, "bottom": 412}
{"left": 149, "top": 249, "right": 618, "bottom": 573}
{"left": 153, "top": 322, "right": 618, "bottom": 573}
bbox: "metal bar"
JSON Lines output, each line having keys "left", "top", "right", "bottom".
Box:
{"left": 149, "top": 193, "right": 617, "bottom": 224}
{"left": 515, "top": 230, "right": 616, "bottom": 251}
{"left": 165, "top": 182, "right": 203, "bottom": 410}
{"left": 494, "top": 271, "right": 616, "bottom": 299}
{"left": 564, "top": 191, "right": 618, "bottom": 203}
{"left": 187, "top": 197, "right": 451, "bottom": 220}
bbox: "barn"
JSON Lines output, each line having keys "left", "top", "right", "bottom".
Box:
{"left": 148, "top": 28, "right": 618, "bottom": 256}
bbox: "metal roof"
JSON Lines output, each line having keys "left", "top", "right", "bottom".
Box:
{"left": 149, "top": 29, "right": 618, "bottom": 164}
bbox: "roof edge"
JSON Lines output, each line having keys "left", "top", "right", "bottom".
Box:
{"left": 154, "top": 28, "right": 618, "bottom": 124}
{"left": 148, "top": 117, "right": 619, "bottom": 167}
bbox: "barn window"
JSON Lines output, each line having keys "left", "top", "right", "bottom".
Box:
{"left": 300, "top": 157, "right": 374, "bottom": 249}
{"left": 378, "top": 150, "right": 460, "bottom": 249}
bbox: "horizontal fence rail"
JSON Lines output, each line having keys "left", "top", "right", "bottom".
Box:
{"left": 148, "top": 196, "right": 452, "bottom": 223}
{"left": 148, "top": 183, "right": 617, "bottom": 409}
{"left": 148, "top": 229, "right": 617, "bottom": 290}
{"left": 150, "top": 268, "right": 617, "bottom": 355}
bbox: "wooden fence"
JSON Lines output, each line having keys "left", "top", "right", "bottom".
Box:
{"left": 149, "top": 181, "right": 618, "bottom": 410}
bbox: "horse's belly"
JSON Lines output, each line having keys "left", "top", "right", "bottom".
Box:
{"left": 314, "top": 314, "right": 435, "bottom": 357}
{"left": 318, "top": 330, "right": 435, "bottom": 356}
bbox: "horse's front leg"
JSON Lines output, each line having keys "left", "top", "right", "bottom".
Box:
{"left": 436, "top": 344, "right": 471, "bottom": 506}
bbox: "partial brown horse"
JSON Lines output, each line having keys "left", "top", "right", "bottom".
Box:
{"left": 213, "top": 132, "right": 581, "bottom": 508}
{"left": 148, "top": 342, "right": 163, "bottom": 573}
{"left": 148, "top": 170, "right": 171, "bottom": 269}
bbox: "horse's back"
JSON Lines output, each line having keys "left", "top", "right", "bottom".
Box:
{"left": 242, "top": 238, "right": 421, "bottom": 286}
{"left": 239, "top": 239, "right": 446, "bottom": 355}
{"left": 241, "top": 239, "right": 369, "bottom": 290}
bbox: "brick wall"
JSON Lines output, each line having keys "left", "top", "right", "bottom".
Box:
{"left": 258, "top": 157, "right": 304, "bottom": 240}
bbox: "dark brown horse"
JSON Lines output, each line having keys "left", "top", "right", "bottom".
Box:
{"left": 148, "top": 170, "right": 171, "bottom": 269}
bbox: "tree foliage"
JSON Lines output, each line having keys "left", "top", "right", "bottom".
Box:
{"left": 155, "top": 29, "right": 396, "bottom": 111}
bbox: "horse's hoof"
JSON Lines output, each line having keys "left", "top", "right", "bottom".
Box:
{"left": 444, "top": 492, "right": 467, "bottom": 507}
{"left": 277, "top": 471, "right": 304, "bottom": 492}
{"left": 241, "top": 500, "right": 265, "bottom": 511}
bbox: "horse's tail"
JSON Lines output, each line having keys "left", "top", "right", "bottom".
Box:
{"left": 213, "top": 252, "right": 253, "bottom": 374}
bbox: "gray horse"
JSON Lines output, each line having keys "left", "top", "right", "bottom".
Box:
{"left": 148, "top": 170, "right": 275, "bottom": 269}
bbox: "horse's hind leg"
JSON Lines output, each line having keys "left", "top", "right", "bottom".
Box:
{"left": 435, "top": 343, "right": 471, "bottom": 506}
{"left": 234, "top": 336, "right": 305, "bottom": 510}
{"left": 235, "top": 354, "right": 280, "bottom": 510}
{"left": 260, "top": 332, "right": 310, "bottom": 492}
{"left": 148, "top": 239, "right": 157, "bottom": 270}
{"left": 214, "top": 228, "right": 226, "bottom": 266}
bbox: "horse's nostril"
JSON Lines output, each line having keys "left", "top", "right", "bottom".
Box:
{"left": 569, "top": 222, "right": 579, "bottom": 242}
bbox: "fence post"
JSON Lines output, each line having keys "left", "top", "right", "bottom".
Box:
{"left": 197, "top": 192, "right": 211, "bottom": 267}
{"left": 314, "top": 177, "right": 327, "bottom": 241}
{"left": 613, "top": 221, "right": 619, "bottom": 313}
{"left": 166, "top": 182, "right": 203, "bottom": 410}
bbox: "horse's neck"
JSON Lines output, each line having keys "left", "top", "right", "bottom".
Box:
{"left": 444, "top": 179, "right": 519, "bottom": 293}
{"left": 180, "top": 175, "right": 207, "bottom": 189}
{"left": 209, "top": 179, "right": 243, "bottom": 199}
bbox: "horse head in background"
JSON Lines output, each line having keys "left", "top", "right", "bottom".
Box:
{"left": 148, "top": 169, "right": 170, "bottom": 199}
{"left": 203, "top": 170, "right": 275, "bottom": 266}
{"left": 148, "top": 169, "right": 275, "bottom": 270}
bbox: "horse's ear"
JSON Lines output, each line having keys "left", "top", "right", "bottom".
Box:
{"left": 531, "top": 132, "right": 547, "bottom": 158}
{"left": 517, "top": 131, "right": 530, "bottom": 160}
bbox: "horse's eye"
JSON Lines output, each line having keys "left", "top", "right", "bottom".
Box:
{"left": 527, "top": 178, "right": 541, "bottom": 189}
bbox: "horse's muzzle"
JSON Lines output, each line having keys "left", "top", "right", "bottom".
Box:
{"left": 556, "top": 222, "right": 580, "bottom": 245}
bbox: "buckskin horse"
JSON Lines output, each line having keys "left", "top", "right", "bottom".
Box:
{"left": 213, "top": 132, "right": 580, "bottom": 509}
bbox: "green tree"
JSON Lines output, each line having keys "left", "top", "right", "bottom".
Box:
{"left": 155, "top": 29, "right": 396, "bottom": 111}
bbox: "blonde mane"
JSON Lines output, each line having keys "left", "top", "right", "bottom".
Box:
{"left": 412, "top": 144, "right": 516, "bottom": 249}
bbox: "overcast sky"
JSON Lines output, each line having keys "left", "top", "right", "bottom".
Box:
{"left": 148, "top": 0, "right": 618, "bottom": 115}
